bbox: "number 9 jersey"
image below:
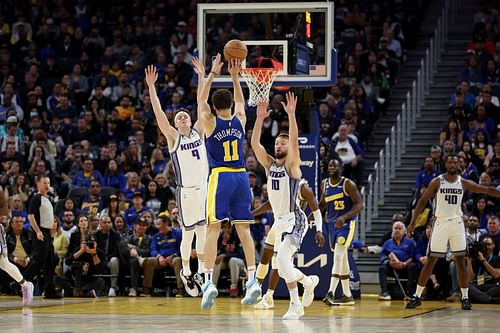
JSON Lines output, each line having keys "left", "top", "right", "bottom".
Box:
{"left": 170, "top": 129, "right": 209, "bottom": 188}
{"left": 322, "top": 177, "right": 356, "bottom": 224}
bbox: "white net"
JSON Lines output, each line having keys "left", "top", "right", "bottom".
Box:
{"left": 240, "top": 68, "right": 278, "bottom": 106}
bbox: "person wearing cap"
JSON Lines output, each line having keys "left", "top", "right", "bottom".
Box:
{"left": 124, "top": 191, "right": 150, "bottom": 227}
{"left": 430, "top": 145, "right": 445, "bottom": 174}
{"left": 0, "top": 116, "right": 24, "bottom": 154}
{"left": 175, "top": 20, "right": 193, "bottom": 50}
{"left": 118, "top": 217, "right": 151, "bottom": 297}
{"left": 100, "top": 194, "right": 125, "bottom": 222}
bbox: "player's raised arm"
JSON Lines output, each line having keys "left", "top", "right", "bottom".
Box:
{"left": 407, "top": 177, "right": 439, "bottom": 236}
{"left": 196, "top": 54, "right": 223, "bottom": 134}
{"left": 228, "top": 58, "right": 246, "bottom": 127}
{"left": 282, "top": 92, "right": 300, "bottom": 175}
{"left": 462, "top": 178, "right": 500, "bottom": 197}
{"left": 192, "top": 57, "right": 207, "bottom": 134}
{"left": 144, "top": 65, "right": 177, "bottom": 142}
{"left": 251, "top": 98, "right": 274, "bottom": 171}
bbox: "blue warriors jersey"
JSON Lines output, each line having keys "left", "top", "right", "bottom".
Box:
{"left": 323, "top": 177, "right": 355, "bottom": 224}
{"left": 206, "top": 117, "right": 246, "bottom": 169}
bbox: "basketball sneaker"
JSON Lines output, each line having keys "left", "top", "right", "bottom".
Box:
{"left": 333, "top": 295, "right": 355, "bottom": 306}
{"left": 241, "top": 278, "right": 261, "bottom": 305}
{"left": 405, "top": 296, "right": 422, "bottom": 308}
{"left": 254, "top": 293, "right": 274, "bottom": 310}
{"left": 282, "top": 302, "right": 304, "bottom": 320}
{"left": 180, "top": 269, "right": 199, "bottom": 297}
{"left": 200, "top": 281, "right": 218, "bottom": 310}
{"left": 461, "top": 298, "right": 472, "bottom": 310}
{"left": 323, "top": 291, "right": 335, "bottom": 305}
{"left": 193, "top": 272, "right": 204, "bottom": 295}
{"left": 21, "top": 282, "right": 34, "bottom": 306}
{"left": 301, "top": 275, "right": 319, "bottom": 307}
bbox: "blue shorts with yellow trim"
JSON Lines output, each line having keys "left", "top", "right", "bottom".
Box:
{"left": 327, "top": 219, "right": 356, "bottom": 249}
{"left": 207, "top": 167, "right": 254, "bottom": 224}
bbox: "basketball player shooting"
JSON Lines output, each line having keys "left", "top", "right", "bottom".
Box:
{"left": 145, "top": 65, "right": 208, "bottom": 297}
{"left": 196, "top": 53, "right": 261, "bottom": 310}
{"left": 0, "top": 186, "right": 34, "bottom": 306}
{"left": 251, "top": 94, "right": 320, "bottom": 320}
{"left": 406, "top": 154, "right": 500, "bottom": 310}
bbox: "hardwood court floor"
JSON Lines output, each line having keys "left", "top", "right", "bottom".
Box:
{"left": 0, "top": 295, "right": 498, "bottom": 332}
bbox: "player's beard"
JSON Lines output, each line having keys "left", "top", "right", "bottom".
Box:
{"left": 448, "top": 168, "right": 457, "bottom": 175}
{"left": 275, "top": 151, "right": 287, "bottom": 159}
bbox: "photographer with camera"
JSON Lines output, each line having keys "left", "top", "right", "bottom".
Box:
{"left": 466, "top": 235, "right": 500, "bottom": 304}
{"left": 55, "top": 215, "right": 105, "bottom": 297}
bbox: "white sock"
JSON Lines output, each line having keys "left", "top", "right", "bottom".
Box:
{"left": 461, "top": 288, "right": 469, "bottom": 299}
{"left": 20, "top": 280, "right": 28, "bottom": 288}
{"left": 198, "top": 259, "right": 205, "bottom": 274}
{"left": 415, "top": 285, "right": 425, "bottom": 298}
{"left": 298, "top": 275, "right": 312, "bottom": 287}
{"left": 247, "top": 265, "right": 256, "bottom": 281}
{"left": 204, "top": 269, "right": 213, "bottom": 282}
{"left": 341, "top": 278, "right": 351, "bottom": 297}
{"left": 267, "top": 289, "right": 274, "bottom": 297}
{"left": 182, "top": 260, "right": 191, "bottom": 276}
{"left": 329, "top": 276, "right": 340, "bottom": 293}
{"left": 289, "top": 287, "right": 300, "bottom": 304}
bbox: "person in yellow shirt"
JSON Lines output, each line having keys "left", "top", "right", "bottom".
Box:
{"left": 115, "top": 95, "right": 135, "bottom": 121}
{"left": 51, "top": 217, "right": 69, "bottom": 275}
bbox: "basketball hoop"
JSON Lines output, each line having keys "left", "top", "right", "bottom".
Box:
{"left": 240, "top": 67, "right": 278, "bottom": 106}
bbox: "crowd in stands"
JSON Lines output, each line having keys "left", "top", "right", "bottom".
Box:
{"left": 372, "top": 0, "right": 500, "bottom": 303}
{"left": 0, "top": 0, "right": 432, "bottom": 298}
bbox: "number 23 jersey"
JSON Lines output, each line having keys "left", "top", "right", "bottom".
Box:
{"left": 170, "top": 129, "right": 209, "bottom": 188}
{"left": 323, "top": 177, "right": 355, "bottom": 224}
{"left": 435, "top": 174, "right": 464, "bottom": 219}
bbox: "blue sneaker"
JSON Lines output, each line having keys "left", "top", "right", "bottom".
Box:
{"left": 200, "top": 281, "right": 218, "bottom": 310}
{"left": 241, "top": 278, "right": 261, "bottom": 305}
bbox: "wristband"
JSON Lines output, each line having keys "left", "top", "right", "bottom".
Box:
{"left": 312, "top": 209, "right": 323, "bottom": 233}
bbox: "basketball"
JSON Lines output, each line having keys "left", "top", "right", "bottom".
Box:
{"left": 223, "top": 39, "right": 248, "bottom": 61}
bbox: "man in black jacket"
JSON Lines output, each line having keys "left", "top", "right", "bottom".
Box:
{"left": 95, "top": 215, "right": 121, "bottom": 297}
{"left": 119, "top": 217, "right": 151, "bottom": 296}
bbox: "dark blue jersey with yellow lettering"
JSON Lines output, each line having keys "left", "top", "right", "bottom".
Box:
{"left": 323, "top": 177, "right": 356, "bottom": 224}
{"left": 206, "top": 116, "right": 245, "bottom": 169}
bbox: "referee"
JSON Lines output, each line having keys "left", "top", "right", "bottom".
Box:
{"left": 24, "top": 175, "right": 61, "bottom": 298}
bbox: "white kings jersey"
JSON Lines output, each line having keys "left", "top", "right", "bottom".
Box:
{"left": 170, "top": 129, "right": 209, "bottom": 188}
{"left": 434, "top": 174, "right": 464, "bottom": 219}
{"left": 267, "top": 162, "right": 302, "bottom": 216}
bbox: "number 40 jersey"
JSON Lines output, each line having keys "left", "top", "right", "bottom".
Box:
{"left": 435, "top": 174, "right": 464, "bottom": 219}
{"left": 170, "top": 129, "right": 209, "bottom": 188}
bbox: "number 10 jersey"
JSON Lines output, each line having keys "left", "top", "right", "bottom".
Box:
{"left": 435, "top": 174, "right": 464, "bottom": 219}
{"left": 170, "top": 129, "right": 209, "bottom": 188}
{"left": 267, "top": 162, "right": 301, "bottom": 216}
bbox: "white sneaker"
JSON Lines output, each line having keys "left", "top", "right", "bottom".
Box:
{"left": 200, "top": 281, "right": 218, "bottom": 310}
{"left": 282, "top": 302, "right": 304, "bottom": 320}
{"left": 241, "top": 278, "right": 261, "bottom": 305}
{"left": 108, "top": 287, "right": 116, "bottom": 297}
{"left": 22, "top": 282, "right": 34, "bottom": 306}
{"left": 254, "top": 293, "right": 274, "bottom": 310}
{"left": 180, "top": 269, "right": 199, "bottom": 297}
{"left": 128, "top": 288, "right": 137, "bottom": 297}
{"left": 301, "top": 275, "right": 319, "bottom": 307}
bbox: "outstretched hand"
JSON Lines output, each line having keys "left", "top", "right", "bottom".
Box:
{"left": 256, "top": 98, "right": 272, "bottom": 119}
{"left": 144, "top": 65, "right": 158, "bottom": 87}
{"left": 227, "top": 58, "right": 242, "bottom": 76}
{"left": 210, "top": 53, "right": 223, "bottom": 75}
{"left": 192, "top": 57, "right": 205, "bottom": 76}
{"left": 281, "top": 91, "right": 298, "bottom": 116}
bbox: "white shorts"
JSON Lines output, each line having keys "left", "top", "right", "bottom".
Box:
{"left": 429, "top": 217, "right": 467, "bottom": 257}
{"left": 272, "top": 210, "right": 308, "bottom": 251}
{"left": 176, "top": 186, "right": 207, "bottom": 230}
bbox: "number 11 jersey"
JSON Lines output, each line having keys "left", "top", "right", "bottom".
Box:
{"left": 205, "top": 117, "right": 245, "bottom": 169}
{"left": 170, "top": 129, "right": 209, "bottom": 188}
{"left": 435, "top": 174, "right": 464, "bottom": 219}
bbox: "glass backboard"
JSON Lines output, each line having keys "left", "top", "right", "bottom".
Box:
{"left": 196, "top": 2, "right": 336, "bottom": 87}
